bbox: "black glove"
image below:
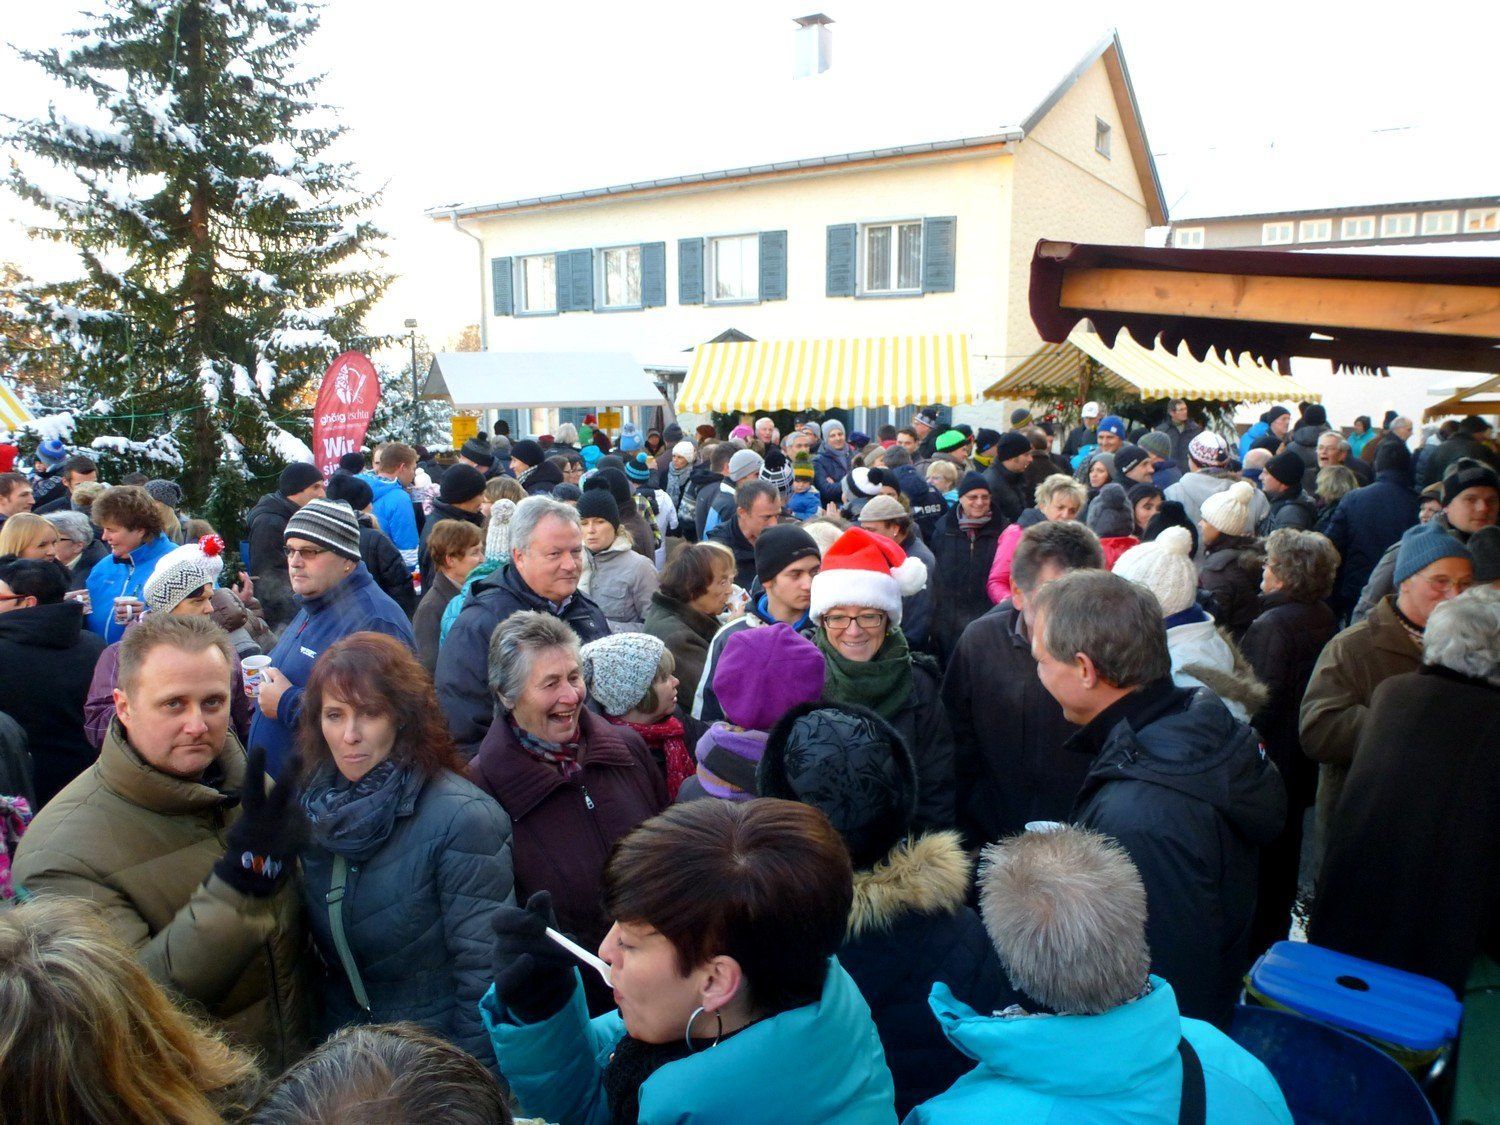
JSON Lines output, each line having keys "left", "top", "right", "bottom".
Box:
{"left": 490, "top": 891, "right": 577, "bottom": 1024}
{"left": 214, "top": 746, "right": 309, "bottom": 898}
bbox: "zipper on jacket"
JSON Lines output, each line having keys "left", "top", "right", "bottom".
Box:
{"left": 579, "top": 783, "right": 596, "bottom": 811}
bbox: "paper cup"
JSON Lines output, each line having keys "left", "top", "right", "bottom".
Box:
{"left": 241, "top": 656, "right": 272, "bottom": 699}
{"left": 1024, "top": 820, "right": 1064, "bottom": 834}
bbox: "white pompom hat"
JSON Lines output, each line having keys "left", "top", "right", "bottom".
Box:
{"left": 810, "top": 527, "right": 928, "bottom": 626}
{"left": 1113, "top": 526, "right": 1198, "bottom": 617}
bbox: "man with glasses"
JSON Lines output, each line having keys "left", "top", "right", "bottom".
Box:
{"left": 1301, "top": 525, "right": 1473, "bottom": 859}
{"left": 249, "top": 499, "right": 415, "bottom": 771}
{"left": 437, "top": 496, "right": 609, "bottom": 756}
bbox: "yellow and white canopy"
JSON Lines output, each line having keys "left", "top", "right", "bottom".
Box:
{"left": 0, "top": 377, "right": 34, "bottom": 433}
{"left": 985, "top": 325, "right": 1320, "bottom": 404}
{"left": 677, "top": 333, "right": 972, "bottom": 413}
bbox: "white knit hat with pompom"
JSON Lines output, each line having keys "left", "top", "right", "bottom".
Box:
{"left": 1200, "top": 480, "right": 1257, "bottom": 538}
{"left": 809, "top": 526, "right": 927, "bottom": 626}
{"left": 485, "top": 498, "right": 517, "bottom": 562}
{"left": 1113, "top": 526, "right": 1198, "bottom": 616}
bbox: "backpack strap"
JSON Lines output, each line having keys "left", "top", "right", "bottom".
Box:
{"left": 1177, "top": 1036, "right": 1206, "bottom": 1125}
{"left": 326, "top": 855, "right": 371, "bottom": 1012}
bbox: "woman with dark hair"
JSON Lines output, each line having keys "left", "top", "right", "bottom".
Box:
{"left": 481, "top": 799, "right": 897, "bottom": 1123}
{"left": 1346, "top": 414, "right": 1376, "bottom": 458}
{"left": 296, "top": 632, "right": 514, "bottom": 1069}
{"left": 643, "top": 542, "right": 735, "bottom": 710}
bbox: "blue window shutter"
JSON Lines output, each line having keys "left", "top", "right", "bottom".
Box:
{"left": 491, "top": 256, "right": 513, "bottom": 315}
{"left": 678, "top": 238, "right": 704, "bottom": 304}
{"left": 922, "top": 216, "right": 957, "bottom": 293}
{"left": 568, "top": 249, "right": 593, "bottom": 312}
{"left": 553, "top": 252, "right": 572, "bottom": 311}
{"left": 759, "top": 230, "right": 787, "bottom": 301}
{"left": 642, "top": 242, "right": 667, "bottom": 307}
{"left": 826, "top": 224, "right": 857, "bottom": 297}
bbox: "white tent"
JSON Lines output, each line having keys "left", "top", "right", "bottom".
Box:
{"left": 423, "top": 352, "right": 664, "bottom": 410}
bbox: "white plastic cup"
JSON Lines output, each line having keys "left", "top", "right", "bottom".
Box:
{"left": 1024, "top": 820, "right": 1064, "bottom": 834}
{"left": 65, "top": 588, "right": 91, "bottom": 614}
{"left": 113, "top": 596, "right": 142, "bottom": 625}
{"left": 241, "top": 656, "right": 272, "bottom": 699}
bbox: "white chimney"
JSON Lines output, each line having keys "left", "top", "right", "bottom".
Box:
{"left": 793, "top": 13, "right": 833, "bottom": 79}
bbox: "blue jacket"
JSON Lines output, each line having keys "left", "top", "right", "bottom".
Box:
{"left": 84, "top": 533, "right": 176, "bottom": 642}
{"left": 360, "top": 473, "right": 419, "bottom": 564}
{"left": 248, "top": 564, "right": 416, "bottom": 771}
{"left": 1321, "top": 470, "right": 1418, "bottom": 604}
{"left": 1239, "top": 420, "right": 1270, "bottom": 459}
{"left": 905, "top": 977, "right": 1290, "bottom": 1123}
{"left": 482, "top": 960, "right": 897, "bottom": 1125}
{"left": 787, "top": 487, "right": 822, "bottom": 521}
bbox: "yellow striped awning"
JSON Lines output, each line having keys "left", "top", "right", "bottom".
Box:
{"left": 677, "top": 333, "right": 973, "bottom": 413}
{"left": 985, "top": 325, "right": 1320, "bottom": 404}
{"left": 0, "top": 378, "right": 34, "bottom": 432}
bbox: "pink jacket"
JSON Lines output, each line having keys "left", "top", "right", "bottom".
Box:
{"left": 986, "top": 522, "right": 1026, "bottom": 604}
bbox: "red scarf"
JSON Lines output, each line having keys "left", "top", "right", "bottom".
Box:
{"left": 612, "top": 715, "right": 691, "bottom": 799}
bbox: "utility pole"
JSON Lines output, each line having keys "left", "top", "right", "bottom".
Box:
{"left": 404, "top": 317, "right": 419, "bottom": 439}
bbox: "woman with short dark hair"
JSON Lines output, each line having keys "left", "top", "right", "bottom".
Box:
{"left": 481, "top": 799, "right": 897, "bottom": 1123}
{"left": 296, "top": 632, "right": 514, "bottom": 1070}
{"left": 643, "top": 542, "right": 735, "bottom": 711}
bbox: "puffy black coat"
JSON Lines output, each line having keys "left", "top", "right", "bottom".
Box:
{"left": 687, "top": 468, "right": 725, "bottom": 541}
{"left": 0, "top": 600, "right": 105, "bottom": 808}
{"left": 1322, "top": 470, "right": 1419, "bottom": 607}
{"left": 1198, "top": 535, "right": 1264, "bottom": 642}
{"left": 436, "top": 564, "right": 610, "bottom": 757}
{"left": 1417, "top": 433, "right": 1500, "bottom": 489}
{"left": 1071, "top": 680, "right": 1286, "bottom": 1027}
{"left": 1285, "top": 423, "right": 1328, "bottom": 474}
{"left": 898, "top": 533, "right": 936, "bottom": 653}
{"left": 928, "top": 507, "right": 1005, "bottom": 661}
{"left": 1257, "top": 489, "right": 1317, "bottom": 536}
{"left": 299, "top": 768, "right": 514, "bottom": 1069}
{"left": 694, "top": 477, "right": 735, "bottom": 541}
{"left": 891, "top": 464, "right": 947, "bottom": 542}
{"left": 245, "top": 491, "right": 300, "bottom": 626}
{"left": 886, "top": 658, "right": 957, "bottom": 832}
{"left": 356, "top": 514, "right": 416, "bottom": 617}
{"left": 814, "top": 443, "right": 853, "bottom": 504}
{"left": 0, "top": 710, "right": 34, "bottom": 808}
{"left": 838, "top": 832, "right": 1016, "bottom": 1119}
{"left": 942, "top": 601, "right": 1084, "bottom": 847}
{"left": 981, "top": 463, "right": 1027, "bottom": 524}
{"left": 418, "top": 499, "right": 483, "bottom": 590}
{"left": 519, "top": 458, "right": 564, "bottom": 497}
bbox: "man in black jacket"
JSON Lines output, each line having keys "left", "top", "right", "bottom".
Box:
{"left": 942, "top": 521, "right": 1104, "bottom": 848}
{"left": 245, "top": 462, "right": 325, "bottom": 627}
{"left": 707, "top": 480, "right": 780, "bottom": 590}
{"left": 1031, "top": 570, "right": 1285, "bottom": 1028}
{"left": 419, "top": 464, "right": 486, "bottom": 588}
{"left": 1257, "top": 452, "right": 1317, "bottom": 535}
{"left": 436, "top": 496, "right": 609, "bottom": 756}
{"left": 981, "top": 431, "right": 1033, "bottom": 524}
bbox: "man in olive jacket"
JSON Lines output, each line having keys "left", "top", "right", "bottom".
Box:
{"left": 13, "top": 614, "right": 308, "bottom": 1072}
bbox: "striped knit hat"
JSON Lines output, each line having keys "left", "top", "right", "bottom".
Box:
{"left": 284, "top": 499, "right": 361, "bottom": 561}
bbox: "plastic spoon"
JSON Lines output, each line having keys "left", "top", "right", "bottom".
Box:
{"left": 546, "top": 927, "right": 612, "bottom": 986}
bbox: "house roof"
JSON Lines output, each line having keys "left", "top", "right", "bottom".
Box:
{"left": 1162, "top": 127, "right": 1498, "bottom": 223}
{"left": 428, "top": 29, "right": 1165, "bottom": 224}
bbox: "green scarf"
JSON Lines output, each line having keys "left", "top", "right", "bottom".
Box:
{"left": 815, "top": 627, "right": 913, "bottom": 720}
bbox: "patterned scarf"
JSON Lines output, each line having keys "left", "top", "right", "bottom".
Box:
{"left": 957, "top": 513, "right": 989, "bottom": 537}
{"left": 611, "top": 714, "right": 691, "bottom": 799}
{"left": 507, "top": 714, "right": 583, "bottom": 780}
{"left": 1388, "top": 594, "right": 1425, "bottom": 648}
{"left": 301, "top": 759, "right": 417, "bottom": 862}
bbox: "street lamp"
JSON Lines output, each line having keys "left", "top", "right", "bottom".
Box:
{"left": 404, "top": 318, "right": 419, "bottom": 437}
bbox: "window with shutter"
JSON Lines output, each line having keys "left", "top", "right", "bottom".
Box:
{"left": 759, "top": 230, "right": 787, "bottom": 301}
{"left": 826, "top": 223, "right": 857, "bottom": 297}
{"left": 491, "top": 256, "right": 514, "bottom": 316}
{"left": 558, "top": 249, "right": 593, "bottom": 312}
{"left": 678, "top": 238, "right": 704, "bottom": 304}
{"left": 598, "top": 246, "right": 643, "bottom": 309}
{"left": 708, "top": 234, "right": 759, "bottom": 303}
{"left": 921, "top": 216, "right": 956, "bottom": 293}
{"left": 861, "top": 220, "right": 923, "bottom": 294}
{"left": 515, "top": 253, "right": 558, "bottom": 315}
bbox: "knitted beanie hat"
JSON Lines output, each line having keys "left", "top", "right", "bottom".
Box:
{"left": 1469, "top": 526, "right": 1500, "bottom": 584}
{"left": 957, "top": 471, "right": 990, "bottom": 498}
{"left": 1010, "top": 407, "right": 1033, "bottom": 428}
{"left": 278, "top": 461, "right": 323, "bottom": 497}
{"left": 577, "top": 488, "right": 620, "bottom": 529}
{"left": 1138, "top": 431, "right": 1174, "bottom": 460}
{"left": 1085, "top": 483, "right": 1134, "bottom": 538}
{"left": 754, "top": 524, "right": 820, "bottom": 584}
{"left": 935, "top": 429, "right": 966, "bottom": 453}
{"left": 509, "top": 439, "right": 545, "bottom": 468}
{"left": 1098, "top": 415, "right": 1127, "bottom": 438}
{"left": 585, "top": 467, "right": 632, "bottom": 508}
{"left": 459, "top": 437, "right": 496, "bottom": 468}
{"left": 625, "top": 452, "right": 653, "bottom": 483}
{"left": 1265, "top": 451, "right": 1305, "bottom": 488}
{"left": 485, "top": 499, "right": 517, "bottom": 561}
{"left": 845, "top": 467, "right": 882, "bottom": 500}
{"left": 143, "top": 555, "right": 215, "bottom": 616}
{"left": 1442, "top": 465, "right": 1500, "bottom": 507}
{"left": 145, "top": 479, "right": 183, "bottom": 507}
{"left": 727, "top": 448, "right": 764, "bottom": 483}
{"left": 801, "top": 420, "right": 823, "bottom": 442}
{"left": 1114, "top": 526, "right": 1198, "bottom": 616}
{"left": 284, "top": 498, "right": 361, "bottom": 561}
{"left": 1143, "top": 500, "right": 1199, "bottom": 557}
{"left": 857, "top": 495, "right": 908, "bottom": 525}
{"left": 760, "top": 446, "right": 792, "bottom": 492}
{"left": 1200, "top": 480, "right": 1257, "bottom": 537}
{"left": 35, "top": 438, "right": 68, "bottom": 466}
{"left": 809, "top": 526, "right": 927, "bottom": 625}
{"left": 974, "top": 428, "right": 1001, "bottom": 456}
{"left": 1187, "top": 431, "right": 1229, "bottom": 467}
{"left": 337, "top": 451, "right": 366, "bottom": 474}
{"left": 153, "top": 533, "right": 226, "bottom": 587}
{"left": 1394, "top": 522, "right": 1473, "bottom": 587}
{"left": 713, "top": 623, "right": 826, "bottom": 731}
{"left": 823, "top": 418, "right": 846, "bottom": 436}
{"left": 992, "top": 431, "right": 1031, "bottom": 463}
{"left": 672, "top": 440, "right": 695, "bottom": 460}
{"left": 792, "top": 451, "right": 815, "bottom": 481}
{"left": 325, "top": 471, "right": 374, "bottom": 512}
{"left": 581, "top": 633, "right": 666, "bottom": 718}
{"left": 1112, "top": 445, "right": 1150, "bottom": 479}
{"left": 439, "top": 464, "right": 487, "bottom": 505}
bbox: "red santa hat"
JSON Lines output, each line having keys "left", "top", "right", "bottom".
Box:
{"left": 810, "top": 527, "right": 927, "bottom": 626}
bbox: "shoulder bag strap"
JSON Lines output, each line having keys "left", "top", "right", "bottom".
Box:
{"left": 326, "top": 855, "right": 371, "bottom": 1012}
{"left": 1177, "top": 1035, "right": 1207, "bottom": 1125}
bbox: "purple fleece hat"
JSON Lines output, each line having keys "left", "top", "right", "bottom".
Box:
{"left": 712, "top": 623, "right": 826, "bottom": 731}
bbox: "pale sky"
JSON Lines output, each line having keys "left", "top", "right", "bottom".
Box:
{"left": 2, "top": 0, "right": 1493, "bottom": 356}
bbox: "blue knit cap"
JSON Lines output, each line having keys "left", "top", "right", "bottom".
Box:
{"left": 1098, "top": 415, "right": 1127, "bottom": 438}
{"left": 625, "top": 452, "right": 652, "bottom": 482}
{"left": 1394, "top": 523, "right": 1472, "bottom": 587}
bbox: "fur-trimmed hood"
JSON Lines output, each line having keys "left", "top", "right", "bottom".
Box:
{"left": 1171, "top": 619, "right": 1270, "bottom": 721}
{"left": 848, "top": 830, "right": 971, "bottom": 938}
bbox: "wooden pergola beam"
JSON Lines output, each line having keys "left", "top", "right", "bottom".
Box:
{"left": 1059, "top": 268, "right": 1500, "bottom": 340}
{"left": 1424, "top": 373, "right": 1500, "bottom": 420}
{"left": 1291, "top": 338, "right": 1500, "bottom": 375}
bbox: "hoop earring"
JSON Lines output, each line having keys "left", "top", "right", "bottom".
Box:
{"left": 684, "top": 1005, "right": 723, "bottom": 1053}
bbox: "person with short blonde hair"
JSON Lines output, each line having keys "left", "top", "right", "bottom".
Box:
{"left": 0, "top": 510, "right": 60, "bottom": 560}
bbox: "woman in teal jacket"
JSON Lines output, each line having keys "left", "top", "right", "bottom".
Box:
{"left": 481, "top": 799, "right": 897, "bottom": 1124}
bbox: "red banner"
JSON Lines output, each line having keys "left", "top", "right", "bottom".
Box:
{"left": 311, "top": 351, "right": 380, "bottom": 476}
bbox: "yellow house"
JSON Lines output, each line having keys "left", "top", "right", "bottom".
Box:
{"left": 427, "top": 29, "right": 1165, "bottom": 434}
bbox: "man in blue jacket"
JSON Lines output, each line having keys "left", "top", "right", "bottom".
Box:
{"left": 361, "top": 441, "right": 420, "bottom": 570}
{"left": 250, "top": 499, "right": 415, "bottom": 771}
{"left": 907, "top": 826, "right": 1291, "bottom": 1123}
{"left": 1322, "top": 439, "right": 1418, "bottom": 619}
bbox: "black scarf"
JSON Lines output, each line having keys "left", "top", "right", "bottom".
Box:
{"left": 301, "top": 759, "right": 417, "bottom": 862}
{"left": 602, "top": 1027, "right": 744, "bottom": 1124}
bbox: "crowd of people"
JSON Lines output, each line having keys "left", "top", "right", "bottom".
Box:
{"left": 0, "top": 400, "right": 1496, "bottom": 1123}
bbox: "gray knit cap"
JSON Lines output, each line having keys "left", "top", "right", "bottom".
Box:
{"left": 581, "top": 633, "right": 666, "bottom": 717}
{"left": 284, "top": 498, "right": 362, "bottom": 561}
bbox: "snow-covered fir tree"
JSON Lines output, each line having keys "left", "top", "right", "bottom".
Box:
{"left": 368, "top": 333, "right": 452, "bottom": 450}
{"left": 3, "top": 0, "right": 389, "bottom": 537}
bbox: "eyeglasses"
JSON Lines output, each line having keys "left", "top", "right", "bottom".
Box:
{"left": 823, "top": 612, "right": 887, "bottom": 632}
{"left": 1421, "top": 574, "right": 1472, "bottom": 595}
{"left": 282, "top": 545, "right": 328, "bottom": 560}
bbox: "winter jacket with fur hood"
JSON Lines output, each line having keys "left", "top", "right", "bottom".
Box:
{"left": 1164, "top": 606, "right": 1268, "bottom": 725}
{"left": 1071, "top": 679, "right": 1286, "bottom": 1027}
{"left": 1197, "top": 535, "right": 1264, "bottom": 642}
